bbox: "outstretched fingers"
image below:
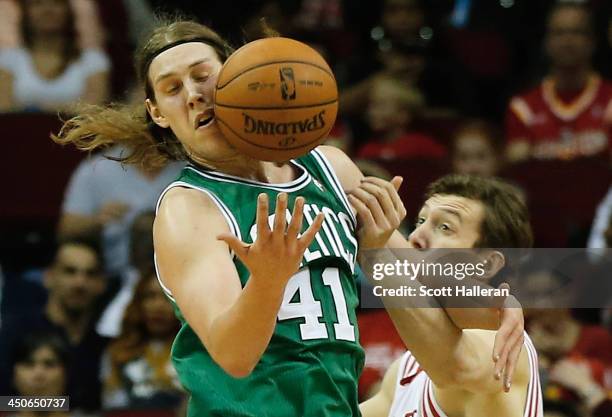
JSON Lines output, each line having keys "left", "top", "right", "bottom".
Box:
{"left": 256, "top": 193, "right": 271, "bottom": 239}
{"left": 287, "top": 197, "right": 305, "bottom": 240}
{"left": 298, "top": 212, "right": 325, "bottom": 251}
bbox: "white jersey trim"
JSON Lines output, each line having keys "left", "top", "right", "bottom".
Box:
{"left": 392, "top": 332, "right": 543, "bottom": 417}
{"left": 154, "top": 181, "right": 242, "bottom": 298}
{"left": 184, "top": 161, "right": 312, "bottom": 192}
{"left": 311, "top": 148, "right": 357, "bottom": 228}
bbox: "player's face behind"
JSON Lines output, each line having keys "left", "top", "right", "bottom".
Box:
{"left": 44, "top": 243, "right": 105, "bottom": 316}
{"left": 408, "top": 175, "right": 533, "bottom": 250}
{"left": 141, "top": 275, "right": 177, "bottom": 338}
{"left": 145, "top": 42, "right": 240, "bottom": 164}
{"left": 545, "top": 6, "right": 594, "bottom": 69}
{"left": 24, "top": 0, "right": 70, "bottom": 36}
{"left": 409, "top": 194, "right": 484, "bottom": 249}
{"left": 13, "top": 345, "right": 66, "bottom": 397}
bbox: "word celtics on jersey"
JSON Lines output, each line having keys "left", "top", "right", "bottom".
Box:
{"left": 155, "top": 149, "right": 364, "bottom": 417}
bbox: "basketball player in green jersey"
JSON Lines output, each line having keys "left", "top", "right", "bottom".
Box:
{"left": 53, "top": 19, "right": 524, "bottom": 417}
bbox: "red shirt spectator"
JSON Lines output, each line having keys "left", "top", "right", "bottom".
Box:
{"left": 506, "top": 73, "right": 612, "bottom": 161}
{"left": 358, "top": 75, "right": 447, "bottom": 160}
{"left": 505, "top": 2, "right": 612, "bottom": 162}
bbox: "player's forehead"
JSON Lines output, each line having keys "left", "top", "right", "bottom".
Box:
{"left": 420, "top": 194, "right": 484, "bottom": 222}
{"left": 148, "top": 42, "right": 220, "bottom": 83}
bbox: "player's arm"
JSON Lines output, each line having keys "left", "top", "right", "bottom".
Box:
{"left": 154, "top": 187, "right": 322, "bottom": 378}
{"left": 434, "top": 329, "right": 530, "bottom": 397}
{"left": 318, "top": 145, "right": 524, "bottom": 387}
{"left": 359, "top": 357, "right": 400, "bottom": 417}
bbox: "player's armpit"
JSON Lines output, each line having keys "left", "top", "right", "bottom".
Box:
{"left": 360, "top": 357, "right": 400, "bottom": 417}
{"left": 447, "top": 329, "right": 530, "bottom": 395}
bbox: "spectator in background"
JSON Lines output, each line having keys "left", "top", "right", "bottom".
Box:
{"left": 451, "top": 119, "right": 502, "bottom": 177}
{"left": 101, "top": 273, "right": 183, "bottom": 411}
{"left": 96, "top": 211, "right": 156, "bottom": 338}
{"left": 543, "top": 400, "right": 581, "bottom": 417}
{"left": 548, "top": 358, "right": 612, "bottom": 417}
{"left": 505, "top": 1, "right": 612, "bottom": 163}
{"left": 0, "top": 0, "right": 110, "bottom": 112}
{"left": 357, "top": 75, "right": 445, "bottom": 160}
{"left": 340, "top": 0, "right": 432, "bottom": 117}
{"left": 528, "top": 308, "right": 611, "bottom": 416}
{"left": 0, "top": 238, "right": 108, "bottom": 411}
{"left": 7, "top": 331, "right": 98, "bottom": 417}
{"left": 58, "top": 145, "right": 184, "bottom": 277}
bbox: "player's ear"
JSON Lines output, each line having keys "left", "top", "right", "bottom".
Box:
{"left": 481, "top": 250, "right": 505, "bottom": 280}
{"left": 146, "top": 99, "right": 170, "bottom": 128}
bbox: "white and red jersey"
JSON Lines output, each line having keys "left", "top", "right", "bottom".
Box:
{"left": 388, "top": 334, "right": 543, "bottom": 417}
{"left": 505, "top": 73, "right": 612, "bottom": 160}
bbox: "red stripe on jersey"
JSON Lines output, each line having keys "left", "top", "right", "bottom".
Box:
{"left": 524, "top": 336, "right": 543, "bottom": 417}
{"left": 400, "top": 355, "right": 416, "bottom": 385}
{"left": 426, "top": 379, "right": 442, "bottom": 417}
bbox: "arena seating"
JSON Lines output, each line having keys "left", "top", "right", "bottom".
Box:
{"left": 0, "top": 113, "right": 84, "bottom": 269}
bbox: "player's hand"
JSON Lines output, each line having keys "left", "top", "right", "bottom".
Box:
{"left": 217, "top": 193, "right": 324, "bottom": 286}
{"left": 97, "top": 201, "right": 130, "bottom": 225}
{"left": 347, "top": 176, "right": 406, "bottom": 250}
{"left": 492, "top": 283, "right": 524, "bottom": 392}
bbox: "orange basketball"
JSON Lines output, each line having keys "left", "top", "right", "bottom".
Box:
{"left": 214, "top": 37, "right": 338, "bottom": 162}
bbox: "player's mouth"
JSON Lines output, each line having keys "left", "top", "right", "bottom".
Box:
{"left": 195, "top": 111, "right": 215, "bottom": 130}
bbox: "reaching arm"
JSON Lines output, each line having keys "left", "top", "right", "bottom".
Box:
{"left": 155, "top": 188, "right": 322, "bottom": 378}
{"left": 318, "top": 145, "right": 525, "bottom": 389}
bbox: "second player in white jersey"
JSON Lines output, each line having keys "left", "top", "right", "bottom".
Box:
{"left": 388, "top": 334, "right": 543, "bottom": 417}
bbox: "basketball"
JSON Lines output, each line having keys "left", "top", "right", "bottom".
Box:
{"left": 214, "top": 37, "right": 338, "bottom": 162}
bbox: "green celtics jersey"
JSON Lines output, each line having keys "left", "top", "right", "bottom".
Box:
{"left": 155, "top": 149, "right": 364, "bottom": 417}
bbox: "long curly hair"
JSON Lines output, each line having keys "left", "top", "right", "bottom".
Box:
{"left": 51, "top": 16, "right": 234, "bottom": 170}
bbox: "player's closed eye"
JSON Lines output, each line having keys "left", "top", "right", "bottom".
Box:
{"left": 165, "top": 82, "right": 181, "bottom": 94}
{"left": 194, "top": 73, "right": 210, "bottom": 82}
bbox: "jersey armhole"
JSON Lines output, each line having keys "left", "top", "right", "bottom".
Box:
{"left": 154, "top": 181, "right": 242, "bottom": 300}
{"left": 310, "top": 148, "right": 357, "bottom": 228}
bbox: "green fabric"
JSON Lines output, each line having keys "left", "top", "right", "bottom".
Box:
{"left": 157, "top": 149, "right": 364, "bottom": 416}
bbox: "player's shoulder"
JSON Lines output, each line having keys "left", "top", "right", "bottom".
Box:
{"left": 157, "top": 185, "right": 225, "bottom": 221}
{"left": 315, "top": 145, "right": 363, "bottom": 190}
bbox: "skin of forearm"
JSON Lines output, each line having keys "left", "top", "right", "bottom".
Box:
{"left": 362, "top": 248, "right": 465, "bottom": 385}
{"left": 205, "top": 273, "right": 287, "bottom": 378}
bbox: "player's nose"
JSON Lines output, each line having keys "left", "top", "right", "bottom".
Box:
{"left": 186, "top": 82, "right": 211, "bottom": 108}
{"left": 408, "top": 226, "right": 428, "bottom": 249}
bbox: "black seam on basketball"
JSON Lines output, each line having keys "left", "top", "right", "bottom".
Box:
{"left": 215, "top": 99, "right": 338, "bottom": 110}
{"left": 216, "top": 117, "right": 331, "bottom": 151}
{"left": 216, "top": 60, "right": 334, "bottom": 90}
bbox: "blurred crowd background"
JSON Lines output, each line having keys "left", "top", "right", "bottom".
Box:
{"left": 0, "top": 0, "right": 610, "bottom": 416}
